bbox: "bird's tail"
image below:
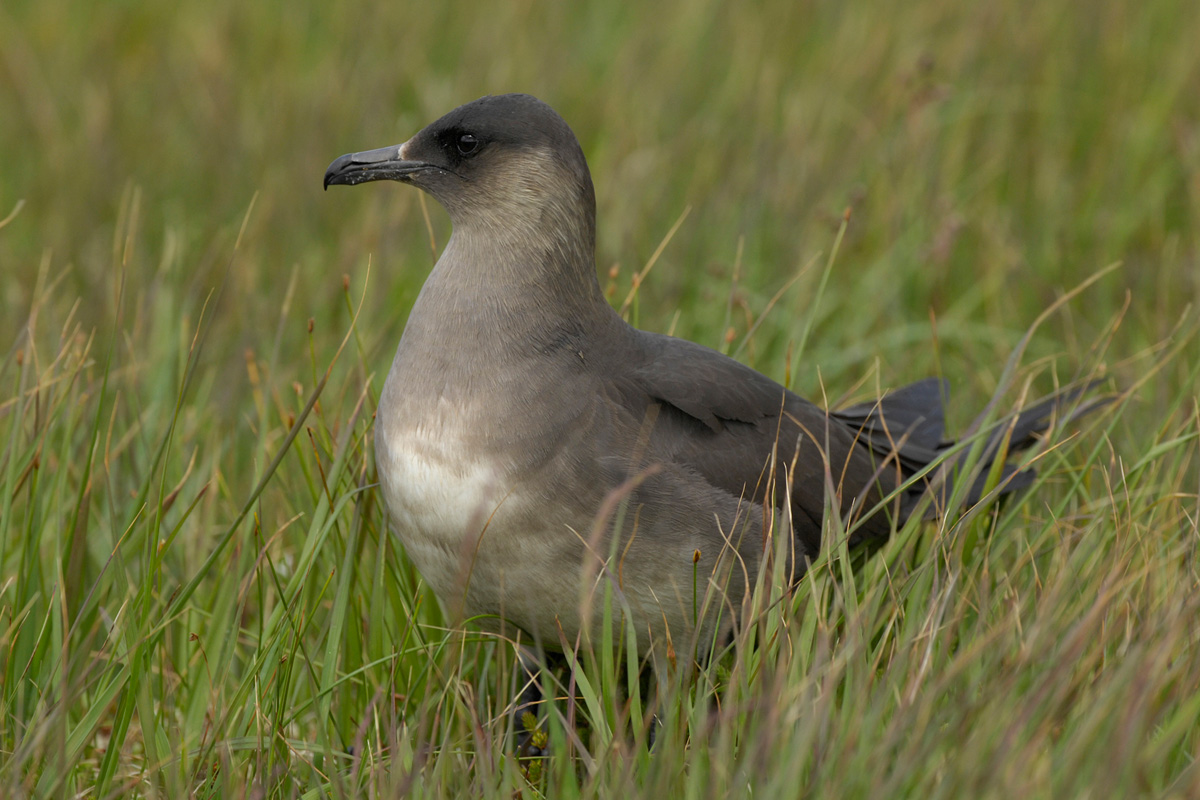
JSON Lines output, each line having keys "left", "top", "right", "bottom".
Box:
{"left": 835, "top": 377, "right": 1109, "bottom": 522}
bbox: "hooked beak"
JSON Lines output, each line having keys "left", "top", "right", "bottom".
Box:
{"left": 323, "top": 143, "right": 432, "bottom": 190}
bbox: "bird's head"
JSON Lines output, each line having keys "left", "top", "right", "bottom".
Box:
{"left": 325, "top": 94, "right": 596, "bottom": 244}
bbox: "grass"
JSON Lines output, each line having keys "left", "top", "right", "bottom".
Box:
{"left": 2, "top": 0, "right": 1199, "bottom": 796}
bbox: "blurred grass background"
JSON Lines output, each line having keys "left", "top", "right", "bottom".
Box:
{"left": 1, "top": 0, "right": 1198, "bottom": 797}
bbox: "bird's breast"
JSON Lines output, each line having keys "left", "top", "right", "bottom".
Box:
{"left": 373, "top": 392, "right": 512, "bottom": 594}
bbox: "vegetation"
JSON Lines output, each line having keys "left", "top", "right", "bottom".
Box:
{"left": 2, "top": 0, "right": 1197, "bottom": 796}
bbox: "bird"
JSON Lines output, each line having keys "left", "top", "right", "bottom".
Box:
{"left": 324, "top": 93, "right": 1095, "bottom": 664}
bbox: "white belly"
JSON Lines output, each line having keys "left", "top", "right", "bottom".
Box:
{"left": 373, "top": 393, "right": 722, "bottom": 652}
{"left": 375, "top": 412, "right": 510, "bottom": 598}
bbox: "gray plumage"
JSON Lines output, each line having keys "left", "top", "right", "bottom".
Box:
{"left": 324, "top": 94, "right": 1092, "bottom": 657}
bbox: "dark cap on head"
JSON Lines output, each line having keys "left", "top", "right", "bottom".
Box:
{"left": 324, "top": 94, "right": 595, "bottom": 232}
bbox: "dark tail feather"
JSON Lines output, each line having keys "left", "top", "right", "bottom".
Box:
{"left": 838, "top": 378, "right": 1110, "bottom": 522}
{"left": 835, "top": 377, "right": 1108, "bottom": 525}
{"left": 927, "top": 380, "right": 1111, "bottom": 513}
{"left": 833, "top": 377, "right": 949, "bottom": 468}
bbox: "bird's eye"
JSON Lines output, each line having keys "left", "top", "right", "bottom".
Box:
{"left": 456, "top": 133, "right": 480, "bottom": 156}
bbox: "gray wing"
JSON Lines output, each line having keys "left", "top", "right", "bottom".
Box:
{"left": 620, "top": 332, "right": 908, "bottom": 554}
{"left": 610, "top": 330, "right": 1103, "bottom": 557}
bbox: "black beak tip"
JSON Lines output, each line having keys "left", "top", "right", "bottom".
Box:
{"left": 323, "top": 153, "right": 355, "bottom": 191}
